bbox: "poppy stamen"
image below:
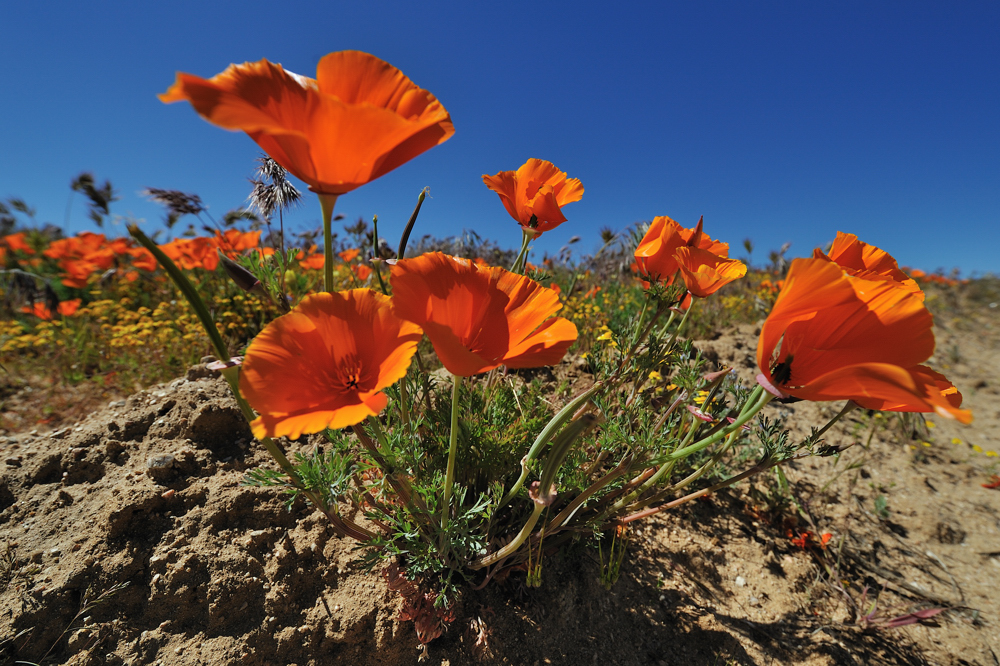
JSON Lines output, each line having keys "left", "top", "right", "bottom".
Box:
{"left": 772, "top": 355, "right": 794, "bottom": 386}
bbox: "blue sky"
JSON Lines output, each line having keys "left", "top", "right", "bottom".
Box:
{"left": 1, "top": 1, "right": 997, "bottom": 273}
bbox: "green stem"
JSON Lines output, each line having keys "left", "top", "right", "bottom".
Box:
{"left": 510, "top": 230, "right": 532, "bottom": 274}
{"left": 814, "top": 401, "right": 859, "bottom": 441}
{"left": 664, "top": 297, "right": 693, "bottom": 350}
{"left": 544, "top": 454, "right": 631, "bottom": 534}
{"left": 655, "top": 309, "right": 677, "bottom": 339}
{"left": 371, "top": 214, "right": 389, "bottom": 295}
{"left": 617, "top": 456, "right": 779, "bottom": 524}
{"left": 471, "top": 502, "right": 544, "bottom": 569}
{"left": 318, "top": 193, "right": 339, "bottom": 293}
{"left": 130, "top": 224, "right": 375, "bottom": 541}
{"left": 667, "top": 385, "right": 771, "bottom": 461}
{"left": 629, "top": 299, "right": 650, "bottom": 350}
{"left": 500, "top": 382, "right": 603, "bottom": 508}
{"left": 128, "top": 225, "right": 229, "bottom": 363}
{"left": 605, "top": 385, "right": 770, "bottom": 516}
{"left": 441, "top": 374, "right": 463, "bottom": 537}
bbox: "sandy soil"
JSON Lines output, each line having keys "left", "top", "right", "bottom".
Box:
{"left": 0, "top": 312, "right": 998, "bottom": 665}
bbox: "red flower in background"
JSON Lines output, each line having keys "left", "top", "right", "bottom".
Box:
{"left": 3, "top": 233, "right": 35, "bottom": 255}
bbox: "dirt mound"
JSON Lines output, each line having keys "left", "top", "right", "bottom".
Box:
{"left": 1, "top": 318, "right": 998, "bottom": 665}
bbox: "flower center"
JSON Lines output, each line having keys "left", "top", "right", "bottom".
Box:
{"left": 332, "top": 354, "right": 366, "bottom": 393}
{"left": 771, "top": 354, "right": 793, "bottom": 386}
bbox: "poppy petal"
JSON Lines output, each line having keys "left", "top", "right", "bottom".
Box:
{"left": 503, "top": 316, "right": 579, "bottom": 368}
{"left": 163, "top": 52, "right": 453, "bottom": 195}
{"left": 758, "top": 258, "right": 933, "bottom": 389}
{"left": 814, "top": 232, "right": 922, "bottom": 298}
{"left": 160, "top": 60, "right": 315, "bottom": 136}
{"left": 794, "top": 363, "right": 971, "bottom": 424}
{"left": 390, "top": 253, "right": 576, "bottom": 376}
{"left": 483, "top": 159, "right": 582, "bottom": 234}
{"left": 674, "top": 247, "right": 747, "bottom": 297}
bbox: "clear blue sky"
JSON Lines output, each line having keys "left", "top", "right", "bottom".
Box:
{"left": 2, "top": 1, "right": 997, "bottom": 273}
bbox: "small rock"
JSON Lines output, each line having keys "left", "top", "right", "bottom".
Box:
{"left": 67, "top": 628, "right": 92, "bottom": 651}
{"left": 146, "top": 454, "right": 176, "bottom": 483}
{"left": 735, "top": 576, "right": 746, "bottom": 587}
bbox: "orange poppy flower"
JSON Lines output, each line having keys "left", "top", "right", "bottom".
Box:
{"left": 59, "top": 258, "right": 98, "bottom": 288}
{"left": 161, "top": 51, "right": 454, "bottom": 195}
{"left": 58, "top": 299, "right": 82, "bottom": 317}
{"left": 757, "top": 257, "right": 970, "bottom": 423}
{"left": 339, "top": 248, "right": 360, "bottom": 263}
{"left": 674, "top": 246, "right": 747, "bottom": 297}
{"left": 814, "top": 232, "right": 921, "bottom": 298}
{"left": 3, "top": 233, "right": 34, "bottom": 255}
{"left": 214, "top": 229, "right": 262, "bottom": 254}
{"left": 482, "top": 159, "right": 584, "bottom": 235}
{"left": 21, "top": 302, "right": 53, "bottom": 320}
{"left": 239, "top": 289, "right": 422, "bottom": 439}
{"left": 159, "top": 237, "right": 219, "bottom": 271}
{"left": 633, "top": 216, "right": 729, "bottom": 285}
{"left": 352, "top": 264, "right": 373, "bottom": 282}
{"left": 390, "top": 253, "right": 578, "bottom": 376}
{"left": 299, "top": 253, "right": 325, "bottom": 270}
{"left": 128, "top": 247, "right": 159, "bottom": 272}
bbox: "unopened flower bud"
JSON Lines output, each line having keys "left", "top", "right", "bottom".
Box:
{"left": 218, "top": 251, "right": 260, "bottom": 292}
{"left": 703, "top": 368, "right": 732, "bottom": 383}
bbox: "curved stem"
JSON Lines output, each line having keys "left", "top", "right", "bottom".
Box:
{"left": 500, "top": 382, "right": 603, "bottom": 508}
{"left": 666, "top": 385, "right": 771, "bottom": 461}
{"left": 129, "top": 223, "right": 375, "bottom": 542}
{"left": 604, "top": 385, "right": 770, "bottom": 516}
{"left": 471, "top": 502, "right": 544, "bottom": 570}
{"left": 128, "top": 225, "right": 229, "bottom": 363}
{"left": 318, "top": 193, "right": 339, "bottom": 293}
{"left": 440, "top": 374, "right": 463, "bottom": 536}
{"left": 664, "top": 297, "right": 693, "bottom": 350}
